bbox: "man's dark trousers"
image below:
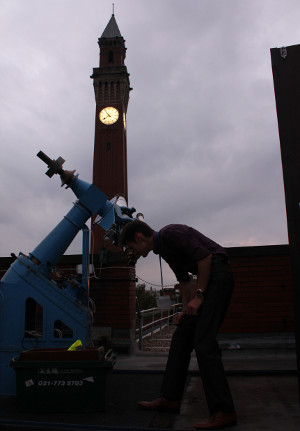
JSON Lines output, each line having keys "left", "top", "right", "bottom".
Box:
{"left": 160, "top": 255, "right": 235, "bottom": 414}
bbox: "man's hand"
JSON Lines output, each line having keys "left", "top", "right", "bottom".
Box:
{"left": 186, "top": 295, "right": 204, "bottom": 315}
{"left": 174, "top": 296, "right": 204, "bottom": 325}
{"left": 174, "top": 311, "right": 185, "bottom": 325}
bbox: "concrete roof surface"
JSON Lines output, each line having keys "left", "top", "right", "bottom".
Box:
{"left": 0, "top": 340, "right": 299, "bottom": 431}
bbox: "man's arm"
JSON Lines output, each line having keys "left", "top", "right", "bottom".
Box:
{"left": 185, "top": 254, "right": 212, "bottom": 315}
{"left": 196, "top": 253, "right": 212, "bottom": 292}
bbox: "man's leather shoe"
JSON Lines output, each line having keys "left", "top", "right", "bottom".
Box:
{"left": 137, "top": 397, "right": 180, "bottom": 412}
{"left": 194, "top": 411, "right": 237, "bottom": 429}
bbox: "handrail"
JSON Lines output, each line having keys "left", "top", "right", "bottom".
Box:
{"left": 135, "top": 302, "right": 182, "bottom": 350}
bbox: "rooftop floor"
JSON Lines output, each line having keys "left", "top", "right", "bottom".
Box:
{"left": 0, "top": 335, "right": 299, "bottom": 431}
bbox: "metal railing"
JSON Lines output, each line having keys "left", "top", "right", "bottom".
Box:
{"left": 136, "top": 302, "right": 182, "bottom": 350}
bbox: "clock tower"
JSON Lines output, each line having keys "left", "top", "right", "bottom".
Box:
{"left": 91, "top": 13, "right": 131, "bottom": 253}
{"left": 90, "top": 14, "right": 136, "bottom": 354}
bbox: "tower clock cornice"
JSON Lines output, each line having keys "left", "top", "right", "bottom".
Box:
{"left": 91, "top": 66, "right": 130, "bottom": 109}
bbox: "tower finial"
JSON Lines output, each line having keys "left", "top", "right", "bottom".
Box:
{"left": 112, "top": 3, "right": 114, "bottom": 15}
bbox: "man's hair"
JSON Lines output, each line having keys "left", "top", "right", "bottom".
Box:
{"left": 119, "top": 221, "right": 154, "bottom": 247}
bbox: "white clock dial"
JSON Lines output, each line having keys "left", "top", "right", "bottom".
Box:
{"left": 99, "top": 107, "right": 119, "bottom": 125}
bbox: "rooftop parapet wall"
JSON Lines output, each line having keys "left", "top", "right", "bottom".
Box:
{"left": 0, "top": 245, "right": 294, "bottom": 334}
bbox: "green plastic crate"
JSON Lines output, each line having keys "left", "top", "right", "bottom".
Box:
{"left": 10, "top": 349, "right": 115, "bottom": 413}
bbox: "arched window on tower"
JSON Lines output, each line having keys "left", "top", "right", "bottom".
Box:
{"left": 108, "top": 50, "right": 114, "bottom": 63}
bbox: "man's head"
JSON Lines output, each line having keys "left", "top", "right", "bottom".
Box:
{"left": 119, "top": 221, "right": 154, "bottom": 259}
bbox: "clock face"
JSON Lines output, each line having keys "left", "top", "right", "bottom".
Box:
{"left": 99, "top": 107, "right": 119, "bottom": 125}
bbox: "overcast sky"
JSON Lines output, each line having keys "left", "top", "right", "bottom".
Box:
{"left": 1, "top": 0, "right": 299, "bottom": 288}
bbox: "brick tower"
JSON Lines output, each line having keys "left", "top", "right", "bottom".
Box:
{"left": 90, "top": 14, "right": 136, "bottom": 353}
{"left": 91, "top": 13, "right": 131, "bottom": 252}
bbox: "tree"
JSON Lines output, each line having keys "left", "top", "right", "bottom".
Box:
{"left": 136, "top": 284, "right": 157, "bottom": 311}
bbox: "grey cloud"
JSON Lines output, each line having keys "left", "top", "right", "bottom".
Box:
{"left": 1, "top": 0, "right": 298, "bottom": 287}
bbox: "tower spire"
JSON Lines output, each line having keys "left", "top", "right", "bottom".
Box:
{"left": 101, "top": 12, "right": 122, "bottom": 38}
{"left": 112, "top": 3, "right": 114, "bottom": 15}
